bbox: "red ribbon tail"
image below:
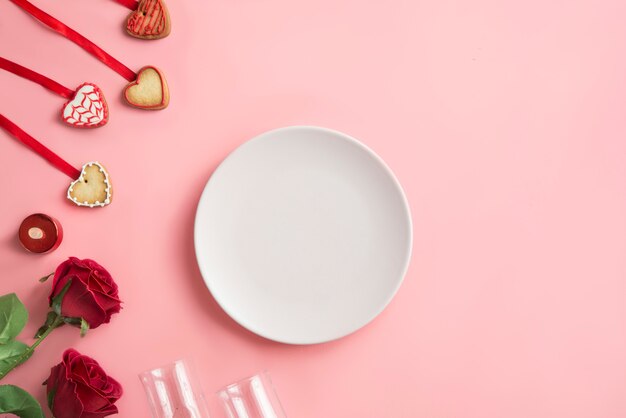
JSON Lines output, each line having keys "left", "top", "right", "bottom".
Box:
{"left": 9, "top": 0, "right": 137, "bottom": 82}
{"left": 0, "top": 114, "right": 81, "bottom": 179}
{"left": 113, "top": 0, "right": 139, "bottom": 10}
{"left": 0, "top": 57, "right": 74, "bottom": 99}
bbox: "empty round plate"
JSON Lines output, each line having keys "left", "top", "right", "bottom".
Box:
{"left": 194, "top": 126, "right": 412, "bottom": 344}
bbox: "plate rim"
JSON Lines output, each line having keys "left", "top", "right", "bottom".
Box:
{"left": 194, "top": 125, "right": 413, "bottom": 344}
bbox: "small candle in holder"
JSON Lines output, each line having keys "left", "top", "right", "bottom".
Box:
{"left": 18, "top": 213, "right": 63, "bottom": 254}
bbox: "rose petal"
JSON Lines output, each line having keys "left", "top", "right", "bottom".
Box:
{"left": 46, "top": 364, "right": 64, "bottom": 408}
{"left": 74, "top": 380, "right": 113, "bottom": 412}
{"left": 90, "top": 292, "right": 122, "bottom": 315}
{"left": 88, "top": 271, "right": 120, "bottom": 300}
{"left": 71, "top": 257, "right": 95, "bottom": 271}
{"left": 49, "top": 257, "right": 121, "bottom": 329}
{"left": 83, "top": 260, "right": 117, "bottom": 288}
{"left": 80, "top": 403, "right": 119, "bottom": 418}
{"left": 87, "top": 276, "right": 121, "bottom": 304}
{"left": 70, "top": 356, "right": 103, "bottom": 386}
{"left": 55, "top": 349, "right": 123, "bottom": 417}
{"left": 64, "top": 348, "right": 82, "bottom": 364}
{"left": 61, "top": 258, "right": 93, "bottom": 283}
{"left": 47, "top": 356, "right": 85, "bottom": 418}
{"left": 60, "top": 282, "right": 107, "bottom": 328}
{"left": 103, "top": 375, "right": 124, "bottom": 400}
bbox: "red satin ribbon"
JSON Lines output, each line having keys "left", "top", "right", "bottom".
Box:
{"left": 9, "top": 0, "right": 137, "bottom": 82}
{"left": 112, "top": 0, "right": 139, "bottom": 10}
{"left": 0, "top": 114, "right": 81, "bottom": 179}
{"left": 0, "top": 57, "right": 74, "bottom": 99}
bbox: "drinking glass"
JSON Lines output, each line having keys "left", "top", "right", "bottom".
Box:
{"left": 217, "top": 371, "right": 286, "bottom": 418}
{"left": 140, "top": 359, "right": 211, "bottom": 418}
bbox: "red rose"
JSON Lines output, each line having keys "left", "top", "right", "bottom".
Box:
{"left": 49, "top": 257, "right": 121, "bottom": 328}
{"left": 47, "top": 349, "right": 123, "bottom": 418}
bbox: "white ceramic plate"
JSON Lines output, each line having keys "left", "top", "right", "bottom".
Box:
{"left": 194, "top": 126, "right": 412, "bottom": 344}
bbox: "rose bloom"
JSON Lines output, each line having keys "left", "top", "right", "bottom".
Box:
{"left": 47, "top": 349, "right": 123, "bottom": 418}
{"left": 49, "top": 257, "right": 121, "bottom": 328}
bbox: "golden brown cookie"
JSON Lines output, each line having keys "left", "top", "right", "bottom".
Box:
{"left": 123, "top": 66, "right": 169, "bottom": 110}
{"left": 67, "top": 162, "right": 112, "bottom": 208}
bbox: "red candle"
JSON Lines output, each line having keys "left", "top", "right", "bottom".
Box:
{"left": 18, "top": 214, "right": 63, "bottom": 253}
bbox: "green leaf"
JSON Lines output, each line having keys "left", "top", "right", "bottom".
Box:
{"left": 62, "top": 317, "right": 81, "bottom": 326}
{"left": 51, "top": 279, "right": 72, "bottom": 315}
{"left": 0, "top": 340, "right": 32, "bottom": 380}
{"left": 0, "top": 385, "right": 45, "bottom": 418}
{"left": 46, "top": 387, "right": 55, "bottom": 409}
{"left": 34, "top": 312, "right": 59, "bottom": 339}
{"left": 61, "top": 316, "right": 89, "bottom": 336}
{"left": 38, "top": 273, "right": 54, "bottom": 283}
{"left": 0, "top": 294, "right": 28, "bottom": 345}
{"left": 80, "top": 318, "right": 89, "bottom": 337}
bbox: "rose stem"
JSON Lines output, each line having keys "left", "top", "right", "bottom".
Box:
{"left": 0, "top": 315, "right": 64, "bottom": 380}
{"left": 29, "top": 315, "right": 64, "bottom": 351}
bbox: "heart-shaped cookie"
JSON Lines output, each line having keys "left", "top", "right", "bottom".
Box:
{"left": 62, "top": 83, "right": 109, "bottom": 128}
{"left": 126, "top": 0, "right": 171, "bottom": 40}
{"left": 67, "top": 162, "right": 112, "bottom": 208}
{"left": 123, "top": 66, "right": 169, "bottom": 110}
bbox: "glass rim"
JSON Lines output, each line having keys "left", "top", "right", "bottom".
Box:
{"left": 216, "top": 369, "right": 272, "bottom": 393}
{"left": 138, "top": 358, "right": 191, "bottom": 378}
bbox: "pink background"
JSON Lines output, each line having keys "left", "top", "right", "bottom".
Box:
{"left": 1, "top": 0, "right": 626, "bottom": 417}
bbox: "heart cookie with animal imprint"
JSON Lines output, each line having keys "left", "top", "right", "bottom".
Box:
{"left": 126, "top": 0, "right": 171, "bottom": 40}
{"left": 67, "top": 162, "right": 112, "bottom": 208}
{"left": 62, "top": 83, "right": 109, "bottom": 128}
{"left": 123, "top": 66, "right": 169, "bottom": 110}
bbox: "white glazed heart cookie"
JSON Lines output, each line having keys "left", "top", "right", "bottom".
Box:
{"left": 62, "top": 83, "right": 109, "bottom": 128}
{"left": 67, "top": 162, "right": 112, "bottom": 208}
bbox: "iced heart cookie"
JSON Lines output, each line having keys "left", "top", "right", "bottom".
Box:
{"left": 67, "top": 162, "right": 112, "bottom": 208}
{"left": 126, "top": 0, "right": 171, "bottom": 40}
{"left": 62, "top": 83, "right": 109, "bottom": 128}
{"left": 123, "top": 66, "right": 169, "bottom": 110}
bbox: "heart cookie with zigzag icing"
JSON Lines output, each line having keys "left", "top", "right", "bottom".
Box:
{"left": 62, "top": 83, "right": 109, "bottom": 128}
{"left": 126, "top": 0, "right": 171, "bottom": 40}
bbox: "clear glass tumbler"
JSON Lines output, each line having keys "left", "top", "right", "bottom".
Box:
{"left": 140, "top": 359, "right": 211, "bottom": 418}
{"left": 217, "top": 371, "right": 286, "bottom": 418}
